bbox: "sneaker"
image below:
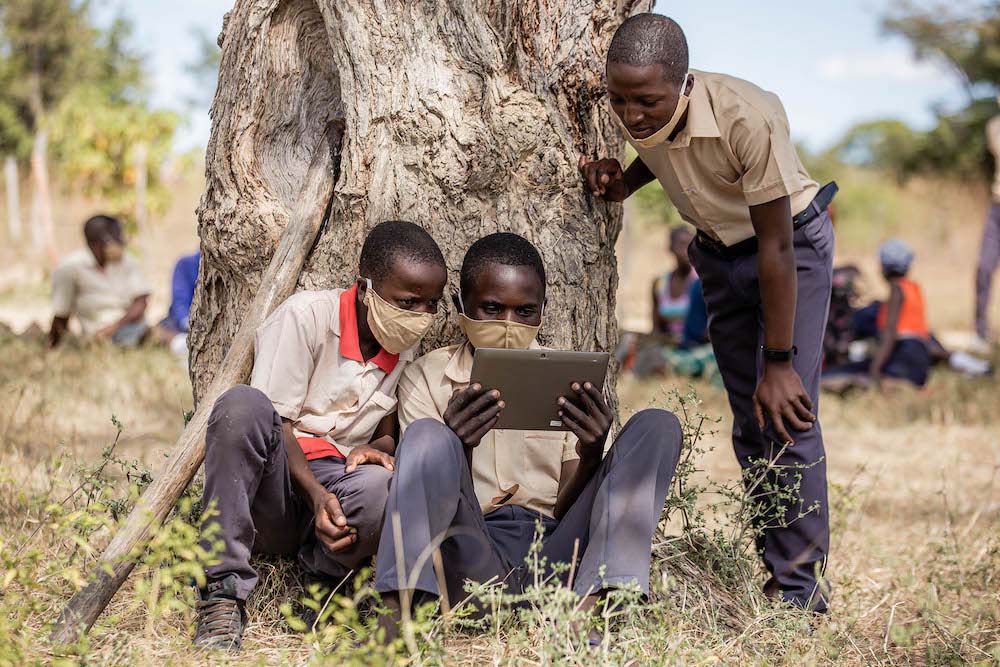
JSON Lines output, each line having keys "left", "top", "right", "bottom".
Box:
{"left": 193, "top": 575, "right": 247, "bottom": 651}
{"left": 949, "top": 351, "right": 993, "bottom": 377}
{"left": 968, "top": 336, "right": 992, "bottom": 356}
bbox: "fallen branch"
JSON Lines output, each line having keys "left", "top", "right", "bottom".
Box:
{"left": 50, "top": 130, "right": 338, "bottom": 645}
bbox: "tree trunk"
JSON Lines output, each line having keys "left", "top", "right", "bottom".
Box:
{"left": 190, "top": 0, "right": 650, "bottom": 401}
{"left": 29, "top": 127, "right": 56, "bottom": 265}
{"left": 27, "top": 68, "right": 57, "bottom": 266}
{"left": 3, "top": 156, "right": 20, "bottom": 243}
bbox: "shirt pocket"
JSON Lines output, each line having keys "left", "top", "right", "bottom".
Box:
{"left": 334, "top": 390, "right": 397, "bottom": 447}
{"left": 520, "top": 433, "right": 566, "bottom": 503}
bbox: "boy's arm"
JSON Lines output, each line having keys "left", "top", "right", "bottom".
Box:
{"left": 750, "top": 196, "right": 815, "bottom": 445}
{"left": 96, "top": 295, "right": 149, "bottom": 338}
{"left": 368, "top": 413, "right": 398, "bottom": 455}
{"left": 578, "top": 156, "right": 654, "bottom": 201}
{"left": 869, "top": 284, "right": 903, "bottom": 388}
{"left": 281, "top": 419, "right": 356, "bottom": 552}
{"left": 552, "top": 382, "right": 612, "bottom": 520}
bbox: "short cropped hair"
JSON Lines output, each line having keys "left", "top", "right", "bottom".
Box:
{"left": 83, "top": 214, "right": 123, "bottom": 244}
{"left": 607, "top": 13, "right": 689, "bottom": 85}
{"left": 460, "top": 232, "right": 546, "bottom": 297}
{"left": 358, "top": 220, "right": 445, "bottom": 279}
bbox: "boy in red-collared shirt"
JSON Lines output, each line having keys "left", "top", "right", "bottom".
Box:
{"left": 193, "top": 221, "right": 447, "bottom": 651}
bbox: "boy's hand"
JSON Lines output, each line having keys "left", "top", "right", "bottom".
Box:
{"left": 753, "top": 364, "right": 815, "bottom": 445}
{"left": 557, "top": 382, "right": 613, "bottom": 460}
{"left": 578, "top": 157, "right": 629, "bottom": 201}
{"left": 313, "top": 491, "right": 356, "bottom": 553}
{"left": 444, "top": 384, "right": 504, "bottom": 448}
{"left": 344, "top": 444, "right": 395, "bottom": 473}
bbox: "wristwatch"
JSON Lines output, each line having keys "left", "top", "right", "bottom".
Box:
{"left": 762, "top": 346, "right": 797, "bottom": 363}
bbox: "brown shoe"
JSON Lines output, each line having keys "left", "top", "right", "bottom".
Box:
{"left": 193, "top": 575, "right": 246, "bottom": 651}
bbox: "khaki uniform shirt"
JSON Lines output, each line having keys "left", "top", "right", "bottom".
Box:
{"left": 250, "top": 287, "right": 413, "bottom": 459}
{"left": 50, "top": 249, "right": 151, "bottom": 336}
{"left": 625, "top": 70, "right": 819, "bottom": 246}
{"left": 398, "top": 341, "right": 579, "bottom": 518}
{"left": 987, "top": 115, "right": 1000, "bottom": 202}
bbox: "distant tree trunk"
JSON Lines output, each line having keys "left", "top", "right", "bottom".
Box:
{"left": 133, "top": 142, "right": 149, "bottom": 230}
{"left": 3, "top": 156, "right": 20, "bottom": 243}
{"left": 190, "top": 0, "right": 651, "bottom": 402}
{"left": 28, "top": 70, "right": 56, "bottom": 265}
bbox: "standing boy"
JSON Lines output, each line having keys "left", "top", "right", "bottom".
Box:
{"left": 579, "top": 14, "right": 834, "bottom": 611}
{"left": 374, "top": 233, "right": 682, "bottom": 643}
{"left": 193, "top": 221, "right": 448, "bottom": 650}
{"left": 974, "top": 105, "right": 1000, "bottom": 350}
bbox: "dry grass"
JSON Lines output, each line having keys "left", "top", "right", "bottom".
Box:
{"left": 1, "top": 172, "right": 999, "bottom": 665}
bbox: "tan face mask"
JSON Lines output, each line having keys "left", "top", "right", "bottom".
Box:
{"left": 457, "top": 294, "right": 541, "bottom": 349}
{"left": 103, "top": 240, "right": 125, "bottom": 264}
{"left": 362, "top": 278, "right": 434, "bottom": 355}
{"left": 617, "top": 72, "right": 692, "bottom": 149}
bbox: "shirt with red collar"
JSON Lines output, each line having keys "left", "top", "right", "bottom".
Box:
{"left": 249, "top": 285, "right": 414, "bottom": 460}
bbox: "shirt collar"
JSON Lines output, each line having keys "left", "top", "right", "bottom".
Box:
{"left": 443, "top": 338, "right": 543, "bottom": 385}
{"left": 667, "top": 71, "right": 721, "bottom": 149}
{"left": 338, "top": 284, "right": 404, "bottom": 374}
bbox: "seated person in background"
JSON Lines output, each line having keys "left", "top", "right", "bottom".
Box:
{"left": 651, "top": 224, "right": 696, "bottom": 341}
{"left": 49, "top": 214, "right": 151, "bottom": 347}
{"left": 823, "top": 240, "right": 939, "bottom": 391}
{"left": 153, "top": 251, "right": 201, "bottom": 355}
{"left": 192, "top": 221, "right": 448, "bottom": 651}
{"left": 374, "top": 232, "right": 682, "bottom": 645}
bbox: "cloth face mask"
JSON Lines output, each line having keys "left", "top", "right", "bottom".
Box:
{"left": 618, "top": 72, "right": 692, "bottom": 149}
{"left": 363, "top": 278, "right": 434, "bottom": 354}
{"left": 457, "top": 294, "right": 541, "bottom": 349}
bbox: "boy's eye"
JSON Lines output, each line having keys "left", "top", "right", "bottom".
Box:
{"left": 517, "top": 307, "right": 537, "bottom": 317}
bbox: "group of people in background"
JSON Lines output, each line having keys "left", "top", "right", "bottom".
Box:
{"left": 47, "top": 213, "right": 199, "bottom": 357}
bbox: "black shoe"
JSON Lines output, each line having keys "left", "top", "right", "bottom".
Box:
{"left": 193, "top": 575, "right": 247, "bottom": 651}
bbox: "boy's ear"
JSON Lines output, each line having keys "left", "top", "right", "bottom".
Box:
{"left": 356, "top": 277, "right": 367, "bottom": 301}
{"left": 451, "top": 290, "right": 462, "bottom": 315}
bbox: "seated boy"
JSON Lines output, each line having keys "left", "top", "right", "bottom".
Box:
{"left": 49, "top": 214, "right": 151, "bottom": 347}
{"left": 375, "top": 232, "right": 683, "bottom": 644}
{"left": 193, "top": 221, "right": 448, "bottom": 650}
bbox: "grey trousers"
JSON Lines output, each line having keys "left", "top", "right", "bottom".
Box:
{"left": 199, "top": 384, "right": 393, "bottom": 600}
{"left": 975, "top": 203, "right": 1000, "bottom": 340}
{"left": 688, "top": 212, "right": 834, "bottom": 611}
{"left": 373, "top": 410, "right": 682, "bottom": 603}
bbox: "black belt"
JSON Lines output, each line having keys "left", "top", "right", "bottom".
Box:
{"left": 696, "top": 181, "right": 838, "bottom": 259}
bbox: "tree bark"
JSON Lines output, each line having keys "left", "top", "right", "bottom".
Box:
{"left": 28, "top": 70, "right": 56, "bottom": 265}
{"left": 190, "top": 0, "right": 651, "bottom": 402}
{"left": 3, "top": 156, "right": 20, "bottom": 243}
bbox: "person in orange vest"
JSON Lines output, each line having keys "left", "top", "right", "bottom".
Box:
{"left": 867, "top": 239, "right": 932, "bottom": 389}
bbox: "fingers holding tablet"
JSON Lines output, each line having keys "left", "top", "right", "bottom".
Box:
{"left": 558, "top": 382, "right": 612, "bottom": 456}
{"left": 445, "top": 384, "right": 505, "bottom": 448}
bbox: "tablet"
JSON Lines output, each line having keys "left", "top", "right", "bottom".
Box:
{"left": 469, "top": 348, "right": 611, "bottom": 431}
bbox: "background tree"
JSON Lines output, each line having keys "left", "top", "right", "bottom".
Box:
{"left": 830, "top": 1, "right": 1000, "bottom": 180}
{"left": 0, "top": 1, "right": 174, "bottom": 246}
{"left": 189, "top": 0, "right": 651, "bottom": 401}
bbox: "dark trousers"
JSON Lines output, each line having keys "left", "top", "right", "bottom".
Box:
{"left": 373, "top": 411, "right": 682, "bottom": 603}
{"left": 975, "top": 203, "right": 1000, "bottom": 339}
{"left": 199, "top": 385, "right": 392, "bottom": 600}
{"left": 688, "top": 212, "right": 834, "bottom": 611}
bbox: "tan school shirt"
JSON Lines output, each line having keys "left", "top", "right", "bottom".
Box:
{"left": 50, "top": 248, "right": 152, "bottom": 336}
{"left": 398, "top": 340, "right": 579, "bottom": 519}
{"left": 624, "top": 69, "right": 820, "bottom": 247}
{"left": 250, "top": 285, "right": 414, "bottom": 460}
{"left": 987, "top": 115, "right": 1000, "bottom": 202}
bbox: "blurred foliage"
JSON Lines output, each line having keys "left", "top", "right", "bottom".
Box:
{"left": 827, "top": 1, "right": 1000, "bottom": 181}
{"left": 49, "top": 88, "right": 179, "bottom": 218}
{"left": 0, "top": 0, "right": 177, "bottom": 224}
